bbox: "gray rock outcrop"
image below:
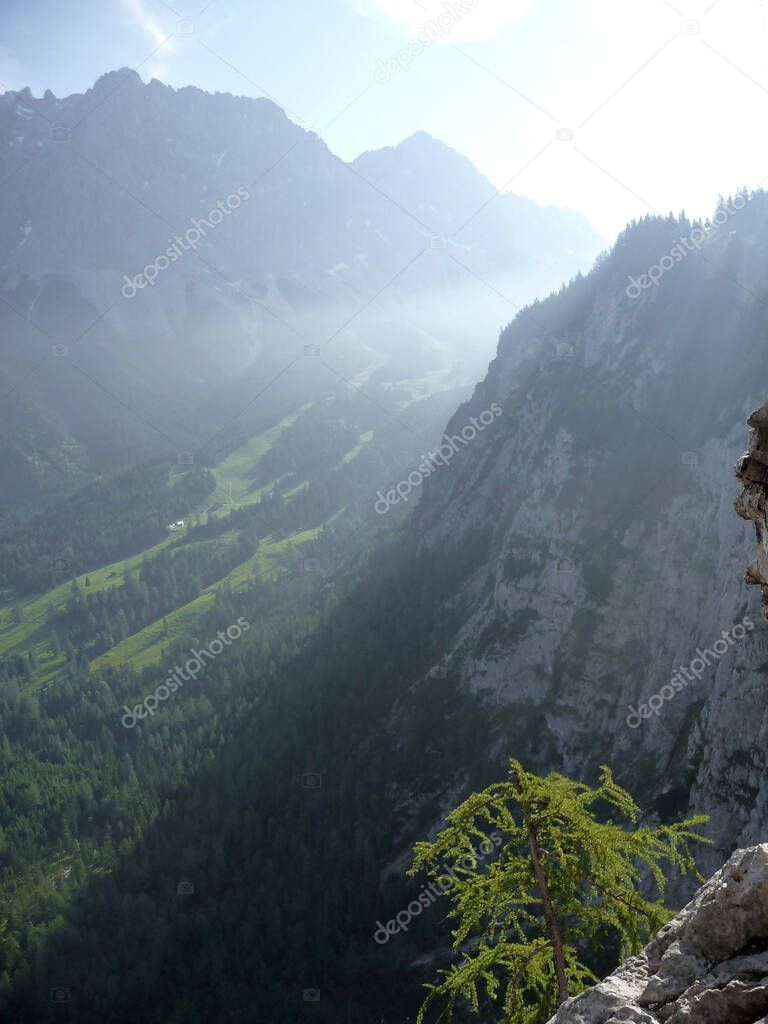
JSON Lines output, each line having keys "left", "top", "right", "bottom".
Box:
{"left": 736, "top": 405, "right": 768, "bottom": 621}
{"left": 546, "top": 843, "right": 768, "bottom": 1023}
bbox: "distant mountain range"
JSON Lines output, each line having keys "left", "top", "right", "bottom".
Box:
{"left": 1, "top": 69, "right": 601, "bottom": 332}
{"left": 0, "top": 69, "right": 603, "bottom": 506}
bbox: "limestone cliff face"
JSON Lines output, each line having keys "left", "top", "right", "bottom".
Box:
{"left": 545, "top": 844, "right": 768, "bottom": 1023}
{"left": 404, "top": 198, "right": 768, "bottom": 878}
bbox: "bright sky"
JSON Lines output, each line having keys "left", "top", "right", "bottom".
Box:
{"left": 3, "top": 0, "right": 768, "bottom": 238}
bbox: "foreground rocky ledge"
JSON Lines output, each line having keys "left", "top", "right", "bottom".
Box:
{"left": 546, "top": 844, "right": 768, "bottom": 1023}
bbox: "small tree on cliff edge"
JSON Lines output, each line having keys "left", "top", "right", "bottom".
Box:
{"left": 409, "top": 760, "right": 708, "bottom": 1024}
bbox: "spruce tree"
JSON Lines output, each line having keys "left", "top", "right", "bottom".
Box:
{"left": 409, "top": 760, "right": 708, "bottom": 1024}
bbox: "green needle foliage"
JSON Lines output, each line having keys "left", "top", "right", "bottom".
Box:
{"left": 409, "top": 760, "right": 709, "bottom": 1024}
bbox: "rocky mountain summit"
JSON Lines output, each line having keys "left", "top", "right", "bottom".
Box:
{"left": 546, "top": 843, "right": 768, "bottom": 1023}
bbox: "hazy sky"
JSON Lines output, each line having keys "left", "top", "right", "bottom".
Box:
{"left": 3, "top": 0, "right": 768, "bottom": 238}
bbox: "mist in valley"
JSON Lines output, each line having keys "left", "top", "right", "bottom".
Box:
{"left": 1, "top": 3, "right": 768, "bottom": 1023}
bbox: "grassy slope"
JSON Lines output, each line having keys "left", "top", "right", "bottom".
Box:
{"left": 0, "top": 528, "right": 255, "bottom": 687}
{"left": 90, "top": 524, "right": 329, "bottom": 673}
{"left": 0, "top": 535, "right": 181, "bottom": 686}
{"left": 341, "top": 429, "right": 374, "bottom": 464}
{"left": 0, "top": 412, "right": 344, "bottom": 687}
{"left": 201, "top": 409, "right": 306, "bottom": 511}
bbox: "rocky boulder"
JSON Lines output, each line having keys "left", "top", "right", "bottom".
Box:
{"left": 547, "top": 844, "right": 768, "bottom": 1023}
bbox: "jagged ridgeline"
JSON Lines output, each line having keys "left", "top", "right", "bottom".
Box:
{"left": 3, "top": 193, "right": 768, "bottom": 1021}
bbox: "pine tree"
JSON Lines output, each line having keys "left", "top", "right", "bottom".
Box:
{"left": 409, "top": 759, "right": 708, "bottom": 1024}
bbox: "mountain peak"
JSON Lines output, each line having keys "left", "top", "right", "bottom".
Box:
{"left": 354, "top": 130, "right": 454, "bottom": 161}
{"left": 399, "top": 129, "right": 439, "bottom": 146}
{"left": 89, "top": 67, "right": 143, "bottom": 97}
{"left": 354, "top": 131, "right": 482, "bottom": 184}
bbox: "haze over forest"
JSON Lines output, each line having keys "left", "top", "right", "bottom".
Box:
{"left": 2, "top": 2, "right": 768, "bottom": 1022}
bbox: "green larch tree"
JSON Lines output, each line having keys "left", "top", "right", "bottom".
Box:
{"left": 409, "top": 760, "right": 708, "bottom": 1024}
